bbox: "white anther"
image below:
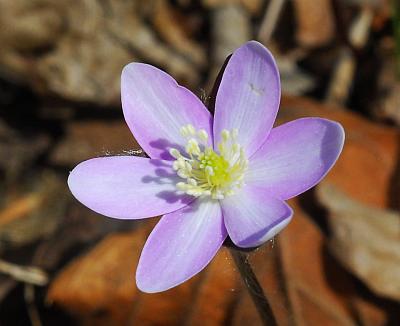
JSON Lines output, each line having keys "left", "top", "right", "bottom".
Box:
{"left": 186, "top": 138, "right": 200, "bottom": 155}
{"left": 187, "top": 124, "right": 196, "bottom": 135}
{"left": 221, "top": 129, "right": 230, "bottom": 142}
{"left": 169, "top": 148, "right": 181, "bottom": 159}
{"left": 172, "top": 161, "right": 180, "bottom": 171}
{"left": 180, "top": 126, "right": 188, "bottom": 137}
{"left": 176, "top": 182, "right": 187, "bottom": 190}
{"left": 232, "top": 129, "right": 238, "bottom": 139}
{"left": 177, "top": 158, "right": 186, "bottom": 168}
{"left": 177, "top": 170, "right": 188, "bottom": 178}
{"left": 188, "top": 178, "right": 197, "bottom": 186}
{"left": 198, "top": 129, "right": 208, "bottom": 143}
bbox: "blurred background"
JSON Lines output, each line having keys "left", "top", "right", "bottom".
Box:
{"left": 0, "top": 0, "right": 399, "bottom": 325}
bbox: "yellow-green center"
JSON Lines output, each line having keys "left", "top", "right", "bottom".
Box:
{"left": 169, "top": 124, "right": 248, "bottom": 200}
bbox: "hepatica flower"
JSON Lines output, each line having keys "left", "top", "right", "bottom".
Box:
{"left": 68, "top": 41, "right": 344, "bottom": 293}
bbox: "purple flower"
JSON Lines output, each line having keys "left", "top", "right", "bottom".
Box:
{"left": 68, "top": 41, "right": 344, "bottom": 293}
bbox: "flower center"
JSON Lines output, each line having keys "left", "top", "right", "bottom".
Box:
{"left": 169, "top": 124, "right": 248, "bottom": 200}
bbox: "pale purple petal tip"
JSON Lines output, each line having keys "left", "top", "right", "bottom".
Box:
{"left": 213, "top": 41, "right": 281, "bottom": 156}
{"left": 222, "top": 186, "right": 293, "bottom": 248}
{"left": 68, "top": 156, "right": 192, "bottom": 219}
{"left": 121, "top": 63, "right": 212, "bottom": 160}
{"left": 247, "top": 117, "right": 345, "bottom": 200}
{"left": 136, "top": 199, "right": 226, "bottom": 293}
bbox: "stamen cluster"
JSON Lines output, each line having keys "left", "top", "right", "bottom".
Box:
{"left": 170, "top": 124, "right": 248, "bottom": 200}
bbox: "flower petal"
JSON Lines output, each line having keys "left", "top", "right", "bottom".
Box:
{"left": 121, "top": 63, "right": 213, "bottom": 160}
{"left": 222, "top": 186, "right": 292, "bottom": 248}
{"left": 68, "top": 156, "right": 192, "bottom": 219}
{"left": 247, "top": 118, "right": 345, "bottom": 199}
{"left": 213, "top": 41, "right": 280, "bottom": 156}
{"left": 136, "top": 199, "right": 226, "bottom": 293}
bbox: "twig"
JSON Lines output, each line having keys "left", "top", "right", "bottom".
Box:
{"left": 349, "top": 6, "right": 374, "bottom": 50}
{"left": 24, "top": 284, "right": 42, "bottom": 326}
{"left": 258, "top": 0, "right": 286, "bottom": 44}
{"left": 0, "top": 259, "right": 48, "bottom": 286}
{"left": 0, "top": 193, "right": 42, "bottom": 227}
{"left": 230, "top": 249, "right": 277, "bottom": 326}
{"left": 325, "top": 47, "right": 356, "bottom": 105}
{"left": 326, "top": 6, "right": 373, "bottom": 105}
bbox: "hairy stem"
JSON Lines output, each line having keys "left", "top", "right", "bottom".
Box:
{"left": 230, "top": 248, "right": 277, "bottom": 326}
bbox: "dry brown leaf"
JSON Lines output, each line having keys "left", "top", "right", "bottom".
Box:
{"left": 0, "top": 0, "right": 201, "bottom": 105}
{"left": 318, "top": 184, "right": 400, "bottom": 302}
{"left": 292, "top": 0, "right": 335, "bottom": 47}
{"left": 47, "top": 227, "right": 150, "bottom": 325}
{"left": 151, "top": 0, "right": 206, "bottom": 67}
{"left": 187, "top": 249, "right": 239, "bottom": 326}
{"left": 0, "top": 172, "right": 67, "bottom": 251}
{"left": 279, "top": 200, "right": 356, "bottom": 326}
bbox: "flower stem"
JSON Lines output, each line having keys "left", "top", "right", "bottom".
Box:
{"left": 230, "top": 248, "right": 277, "bottom": 326}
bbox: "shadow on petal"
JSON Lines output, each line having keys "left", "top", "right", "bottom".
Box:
{"left": 149, "top": 138, "right": 185, "bottom": 160}
{"left": 139, "top": 154, "right": 194, "bottom": 208}
{"left": 156, "top": 190, "right": 193, "bottom": 206}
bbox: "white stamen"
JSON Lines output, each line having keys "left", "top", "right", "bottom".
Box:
{"left": 187, "top": 124, "right": 196, "bottom": 135}
{"left": 232, "top": 129, "right": 238, "bottom": 139}
{"left": 180, "top": 126, "right": 188, "bottom": 137}
{"left": 198, "top": 129, "right": 208, "bottom": 143}
{"left": 221, "top": 129, "right": 230, "bottom": 142}
{"left": 169, "top": 148, "right": 181, "bottom": 159}
{"left": 170, "top": 126, "right": 247, "bottom": 199}
{"left": 188, "top": 178, "right": 197, "bottom": 186}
